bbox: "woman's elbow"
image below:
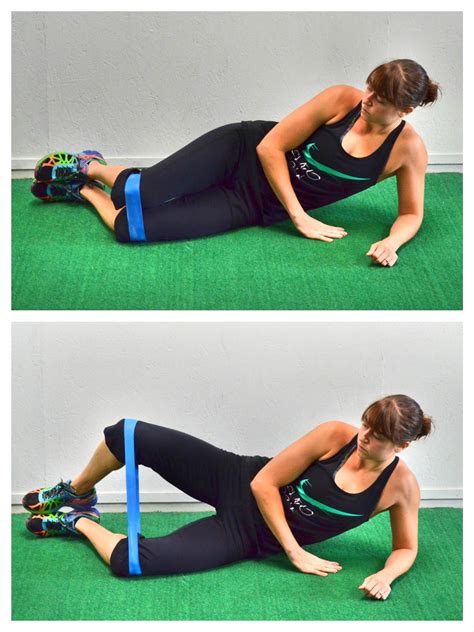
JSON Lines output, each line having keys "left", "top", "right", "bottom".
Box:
{"left": 250, "top": 475, "right": 270, "bottom": 490}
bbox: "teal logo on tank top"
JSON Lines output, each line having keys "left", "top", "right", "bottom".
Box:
{"left": 296, "top": 479, "right": 364, "bottom": 517}
{"left": 302, "top": 143, "right": 371, "bottom": 181}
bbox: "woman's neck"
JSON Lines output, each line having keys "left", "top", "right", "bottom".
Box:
{"left": 359, "top": 113, "right": 402, "bottom": 136}
{"left": 353, "top": 449, "right": 396, "bottom": 473}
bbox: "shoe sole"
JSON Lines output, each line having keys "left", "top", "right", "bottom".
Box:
{"left": 34, "top": 151, "right": 106, "bottom": 183}
{"left": 26, "top": 511, "right": 101, "bottom": 537}
{"left": 23, "top": 493, "right": 98, "bottom": 515}
{"left": 30, "top": 180, "right": 104, "bottom": 203}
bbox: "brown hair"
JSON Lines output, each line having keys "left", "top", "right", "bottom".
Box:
{"left": 366, "top": 59, "right": 441, "bottom": 110}
{"left": 362, "top": 394, "right": 433, "bottom": 445}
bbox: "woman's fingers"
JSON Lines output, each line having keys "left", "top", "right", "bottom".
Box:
{"left": 319, "top": 563, "right": 341, "bottom": 572}
{"left": 368, "top": 243, "right": 390, "bottom": 258}
{"left": 319, "top": 561, "right": 342, "bottom": 573}
{"left": 359, "top": 578, "right": 391, "bottom": 599}
{"left": 315, "top": 228, "right": 347, "bottom": 240}
{"left": 380, "top": 253, "right": 398, "bottom": 266}
{"left": 368, "top": 582, "right": 383, "bottom": 597}
{"left": 323, "top": 227, "right": 347, "bottom": 236}
{"left": 321, "top": 558, "right": 342, "bottom": 567}
{"left": 366, "top": 241, "right": 398, "bottom": 267}
{"left": 371, "top": 585, "right": 387, "bottom": 599}
{"left": 301, "top": 554, "right": 343, "bottom": 575}
{"left": 372, "top": 245, "right": 386, "bottom": 259}
{"left": 297, "top": 217, "right": 348, "bottom": 241}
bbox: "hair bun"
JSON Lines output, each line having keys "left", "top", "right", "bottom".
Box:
{"left": 417, "top": 414, "right": 433, "bottom": 439}
{"left": 421, "top": 79, "right": 441, "bottom": 106}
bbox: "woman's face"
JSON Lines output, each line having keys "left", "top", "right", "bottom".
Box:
{"left": 357, "top": 420, "right": 401, "bottom": 462}
{"left": 361, "top": 85, "right": 404, "bottom": 123}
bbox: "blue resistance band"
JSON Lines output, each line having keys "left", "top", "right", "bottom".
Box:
{"left": 124, "top": 173, "right": 146, "bottom": 242}
{"left": 124, "top": 418, "right": 143, "bottom": 575}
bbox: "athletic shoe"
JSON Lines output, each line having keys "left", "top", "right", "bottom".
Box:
{"left": 34, "top": 150, "right": 107, "bottom": 182}
{"left": 22, "top": 479, "right": 98, "bottom": 515}
{"left": 30, "top": 179, "right": 104, "bottom": 203}
{"left": 26, "top": 508, "right": 101, "bottom": 537}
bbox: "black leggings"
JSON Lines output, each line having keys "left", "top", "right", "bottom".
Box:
{"left": 104, "top": 419, "right": 267, "bottom": 577}
{"left": 111, "top": 123, "right": 262, "bottom": 243}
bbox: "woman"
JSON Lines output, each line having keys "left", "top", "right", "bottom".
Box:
{"left": 31, "top": 59, "right": 440, "bottom": 267}
{"left": 23, "top": 394, "right": 432, "bottom": 600}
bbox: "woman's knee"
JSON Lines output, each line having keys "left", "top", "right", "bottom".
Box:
{"left": 103, "top": 419, "right": 127, "bottom": 464}
{"left": 110, "top": 168, "right": 141, "bottom": 209}
{"left": 113, "top": 209, "right": 133, "bottom": 243}
{"left": 109, "top": 537, "right": 132, "bottom": 577}
{"left": 109, "top": 535, "right": 161, "bottom": 578}
{"left": 103, "top": 419, "right": 155, "bottom": 467}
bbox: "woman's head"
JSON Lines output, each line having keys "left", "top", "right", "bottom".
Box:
{"left": 365, "top": 59, "right": 441, "bottom": 111}
{"left": 361, "top": 394, "right": 432, "bottom": 448}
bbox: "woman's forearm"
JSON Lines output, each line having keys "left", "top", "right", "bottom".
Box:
{"left": 256, "top": 145, "right": 305, "bottom": 223}
{"left": 387, "top": 213, "right": 423, "bottom": 250}
{"left": 378, "top": 548, "right": 417, "bottom": 583}
{"left": 250, "top": 480, "right": 300, "bottom": 555}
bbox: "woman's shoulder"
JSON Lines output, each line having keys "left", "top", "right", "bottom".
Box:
{"left": 339, "top": 85, "right": 365, "bottom": 106}
{"left": 314, "top": 420, "right": 358, "bottom": 459}
{"left": 397, "top": 126, "right": 428, "bottom": 169}
{"left": 389, "top": 457, "right": 421, "bottom": 502}
{"left": 315, "top": 419, "right": 359, "bottom": 436}
{"left": 322, "top": 85, "right": 363, "bottom": 124}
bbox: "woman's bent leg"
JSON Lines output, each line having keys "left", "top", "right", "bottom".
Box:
{"left": 80, "top": 184, "right": 123, "bottom": 231}
{"left": 104, "top": 419, "right": 243, "bottom": 509}
{"left": 108, "top": 513, "right": 253, "bottom": 577}
{"left": 105, "top": 123, "right": 258, "bottom": 242}
{"left": 87, "top": 163, "right": 129, "bottom": 189}
{"left": 71, "top": 438, "right": 124, "bottom": 495}
{"left": 110, "top": 123, "right": 244, "bottom": 212}
{"left": 114, "top": 183, "right": 257, "bottom": 243}
{"left": 75, "top": 518, "right": 126, "bottom": 565}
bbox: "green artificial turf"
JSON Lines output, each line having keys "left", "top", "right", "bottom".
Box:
{"left": 12, "top": 508, "right": 461, "bottom": 620}
{"left": 12, "top": 173, "right": 462, "bottom": 310}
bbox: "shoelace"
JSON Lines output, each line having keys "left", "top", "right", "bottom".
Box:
{"left": 44, "top": 513, "right": 68, "bottom": 532}
{"left": 53, "top": 164, "right": 78, "bottom": 180}
{"left": 42, "top": 480, "right": 68, "bottom": 500}
{"left": 49, "top": 180, "right": 83, "bottom": 200}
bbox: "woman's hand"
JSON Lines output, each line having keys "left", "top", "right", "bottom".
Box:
{"left": 287, "top": 546, "right": 343, "bottom": 576}
{"left": 293, "top": 213, "right": 348, "bottom": 242}
{"left": 358, "top": 572, "right": 392, "bottom": 600}
{"left": 366, "top": 238, "right": 399, "bottom": 267}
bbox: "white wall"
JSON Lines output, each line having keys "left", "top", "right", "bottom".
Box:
{"left": 12, "top": 11, "right": 462, "bottom": 172}
{"left": 12, "top": 322, "right": 462, "bottom": 508}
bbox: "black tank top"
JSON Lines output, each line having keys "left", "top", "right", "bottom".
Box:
{"left": 240, "top": 100, "right": 406, "bottom": 226}
{"left": 241, "top": 434, "right": 399, "bottom": 558}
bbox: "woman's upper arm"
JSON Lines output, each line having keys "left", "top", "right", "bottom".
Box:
{"left": 388, "top": 472, "right": 420, "bottom": 552}
{"left": 395, "top": 136, "right": 428, "bottom": 217}
{"left": 250, "top": 421, "right": 355, "bottom": 488}
{"left": 256, "top": 84, "right": 358, "bottom": 153}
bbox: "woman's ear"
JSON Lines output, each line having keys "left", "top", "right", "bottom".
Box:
{"left": 394, "top": 441, "right": 411, "bottom": 453}
{"left": 400, "top": 106, "right": 415, "bottom": 117}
